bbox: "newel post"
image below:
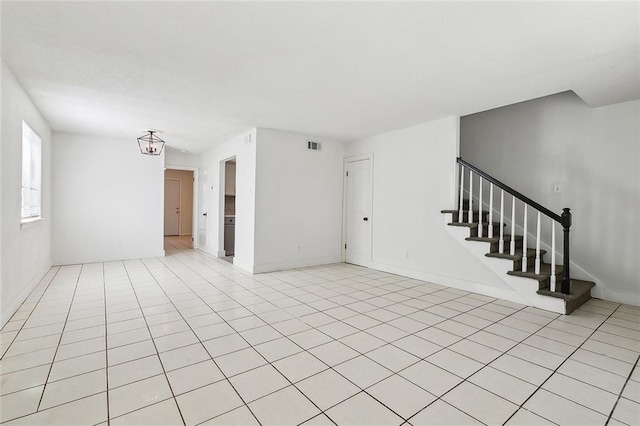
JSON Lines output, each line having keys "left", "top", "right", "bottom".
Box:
{"left": 561, "top": 208, "right": 572, "bottom": 294}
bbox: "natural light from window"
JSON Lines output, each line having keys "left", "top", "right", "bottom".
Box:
{"left": 21, "top": 121, "right": 42, "bottom": 222}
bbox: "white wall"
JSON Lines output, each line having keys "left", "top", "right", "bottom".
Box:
{"left": 1, "top": 62, "right": 53, "bottom": 326}
{"left": 253, "top": 128, "right": 344, "bottom": 272}
{"left": 199, "top": 129, "right": 256, "bottom": 272}
{"left": 52, "top": 133, "right": 164, "bottom": 265}
{"left": 461, "top": 92, "right": 640, "bottom": 305}
{"left": 345, "top": 116, "right": 512, "bottom": 295}
{"left": 165, "top": 146, "right": 200, "bottom": 169}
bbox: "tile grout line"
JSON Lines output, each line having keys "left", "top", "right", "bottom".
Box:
{"left": 118, "top": 260, "right": 188, "bottom": 426}
{"left": 402, "top": 300, "right": 549, "bottom": 425}
{"left": 130, "top": 258, "right": 266, "bottom": 426}
{"left": 6, "top": 243, "right": 637, "bottom": 425}
{"left": 35, "top": 265, "right": 83, "bottom": 413}
{"left": 146, "top": 252, "right": 634, "bottom": 426}
{"left": 500, "top": 302, "right": 626, "bottom": 425}
{"left": 605, "top": 354, "right": 639, "bottom": 425}
{"left": 153, "top": 253, "right": 342, "bottom": 425}
{"left": 167, "top": 250, "right": 526, "bottom": 424}
{"left": 0, "top": 267, "right": 61, "bottom": 360}
{"left": 102, "top": 262, "right": 111, "bottom": 426}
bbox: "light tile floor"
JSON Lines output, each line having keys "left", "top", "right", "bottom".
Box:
{"left": 0, "top": 237, "right": 639, "bottom": 425}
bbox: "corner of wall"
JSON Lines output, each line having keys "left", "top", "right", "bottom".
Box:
{"left": 1, "top": 61, "right": 53, "bottom": 327}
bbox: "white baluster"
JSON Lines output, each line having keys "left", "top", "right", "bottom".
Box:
{"left": 499, "top": 190, "right": 505, "bottom": 253}
{"left": 488, "top": 184, "right": 494, "bottom": 238}
{"left": 459, "top": 165, "right": 464, "bottom": 223}
{"left": 522, "top": 204, "right": 528, "bottom": 272}
{"left": 478, "top": 177, "right": 483, "bottom": 236}
{"left": 468, "top": 170, "right": 473, "bottom": 224}
{"left": 535, "top": 211, "right": 541, "bottom": 274}
{"left": 550, "top": 220, "right": 556, "bottom": 291}
{"left": 510, "top": 197, "right": 516, "bottom": 256}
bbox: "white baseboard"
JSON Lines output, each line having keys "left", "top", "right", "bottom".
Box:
{"left": 1, "top": 264, "right": 52, "bottom": 328}
{"left": 232, "top": 257, "right": 254, "bottom": 274}
{"left": 601, "top": 288, "right": 640, "bottom": 307}
{"left": 253, "top": 256, "right": 343, "bottom": 274}
{"left": 366, "top": 259, "right": 530, "bottom": 307}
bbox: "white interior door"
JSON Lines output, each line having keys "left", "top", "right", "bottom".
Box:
{"left": 164, "top": 179, "right": 180, "bottom": 236}
{"left": 345, "top": 157, "right": 372, "bottom": 266}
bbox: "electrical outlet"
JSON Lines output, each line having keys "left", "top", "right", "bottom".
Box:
{"left": 553, "top": 184, "right": 562, "bottom": 193}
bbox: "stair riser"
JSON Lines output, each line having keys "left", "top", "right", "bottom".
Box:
{"left": 513, "top": 256, "right": 542, "bottom": 272}
{"left": 450, "top": 211, "right": 490, "bottom": 223}
{"left": 469, "top": 225, "right": 504, "bottom": 238}
{"left": 488, "top": 239, "right": 524, "bottom": 252}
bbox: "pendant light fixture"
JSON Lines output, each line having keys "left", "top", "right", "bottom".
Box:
{"left": 137, "top": 129, "right": 165, "bottom": 156}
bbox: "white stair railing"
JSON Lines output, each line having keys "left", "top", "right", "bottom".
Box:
{"left": 478, "top": 177, "right": 483, "bottom": 237}
{"left": 468, "top": 169, "right": 473, "bottom": 224}
{"left": 535, "top": 211, "right": 541, "bottom": 274}
{"left": 456, "top": 158, "right": 572, "bottom": 295}
{"left": 488, "top": 184, "right": 494, "bottom": 238}
{"left": 499, "top": 189, "right": 505, "bottom": 253}
{"left": 551, "top": 221, "right": 556, "bottom": 291}
{"left": 521, "top": 204, "right": 528, "bottom": 272}
{"left": 510, "top": 197, "right": 516, "bottom": 256}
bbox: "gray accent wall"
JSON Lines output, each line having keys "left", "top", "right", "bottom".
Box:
{"left": 461, "top": 91, "right": 640, "bottom": 305}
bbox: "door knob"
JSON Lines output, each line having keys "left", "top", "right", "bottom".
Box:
{"left": 363, "top": 217, "right": 369, "bottom": 221}
{"left": 203, "top": 212, "right": 208, "bottom": 216}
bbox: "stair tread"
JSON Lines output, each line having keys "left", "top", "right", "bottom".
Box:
{"left": 508, "top": 263, "right": 563, "bottom": 280}
{"left": 447, "top": 221, "right": 503, "bottom": 228}
{"left": 441, "top": 209, "right": 489, "bottom": 215}
{"left": 537, "top": 279, "right": 596, "bottom": 300}
{"left": 466, "top": 235, "right": 523, "bottom": 243}
{"left": 486, "top": 248, "right": 547, "bottom": 261}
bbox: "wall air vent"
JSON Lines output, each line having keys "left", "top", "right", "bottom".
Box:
{"left": 307, "top": 140, "right": 321, "bottom": 151}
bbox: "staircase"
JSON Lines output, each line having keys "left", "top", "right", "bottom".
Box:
{"left": 443, "top": 159, "right": 594, "bottom": 315}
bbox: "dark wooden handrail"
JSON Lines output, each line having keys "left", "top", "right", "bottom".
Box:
{"left": 457, "top": 157, "right": 572, "bottom": 294}
{"left": 457, "top": 158, "right": 561, "bottom": 223}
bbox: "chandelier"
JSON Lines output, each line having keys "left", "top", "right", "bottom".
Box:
{"left": 137, "top": 129, "right": 166, "bottom": 156}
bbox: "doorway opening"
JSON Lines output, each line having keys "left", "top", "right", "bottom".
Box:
{"left": 164, "top": 168, "right": 195, "bottom": 250}
{"left": 222, "top": 158, "right": 236, "bottom": 263}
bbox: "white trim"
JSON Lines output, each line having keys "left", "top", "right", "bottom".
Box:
{"left": 231, "top": 257, "right": 254, "bottom": 274}
{"left": 601, "top": 288, "right": 640, "bottom": 307}
{"left": 219, "top": 157, "right": 237, "bottom": 258}
{"left": 1, "top": 264, "right": 52, "bottom": 328}
{"left": 252, "top": 255, "right": 343, "bottom": 274}
{"left": 165, "top": 164, "right": 199, "bottom": 248}
{"left": 365, "top": 258, "right": 532, "bottom": 308}
{"left": 20, "top": 217, "right": 44, "bottom": 229}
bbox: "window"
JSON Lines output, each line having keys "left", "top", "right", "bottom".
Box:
{"left": 21, "top": 121, "right": 42, "bottom": 221}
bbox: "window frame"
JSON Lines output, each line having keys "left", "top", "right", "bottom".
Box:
{"left": 21, "top": 120, "right": 42, "bottom": 224}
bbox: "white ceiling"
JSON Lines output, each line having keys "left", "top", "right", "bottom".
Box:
{"left": 2, "top": 1, "right": 638, "bottom": 153}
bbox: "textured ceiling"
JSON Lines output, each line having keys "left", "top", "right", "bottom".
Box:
{"left": 2, "top": 1, "right": 638, "bottom": 152}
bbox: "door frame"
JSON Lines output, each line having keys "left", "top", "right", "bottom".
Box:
{"left": 164, "top": 177, "right": 182, "bottom": 236}
{"left": 342, "top": 153, "right": 374, "bottom": 266}
{"left": 218, "top": 156, "right": 237, "bottom": 258}
{"left": 165, "top": 165, "right": 199, "bottom": 248}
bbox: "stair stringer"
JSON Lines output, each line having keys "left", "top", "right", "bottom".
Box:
{"left": 443, "top": 213, "right": 566, "bottom": 314}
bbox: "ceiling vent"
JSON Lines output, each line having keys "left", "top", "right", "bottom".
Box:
{"left": 307, "top": 140, "right": 321, "bottom": 151}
